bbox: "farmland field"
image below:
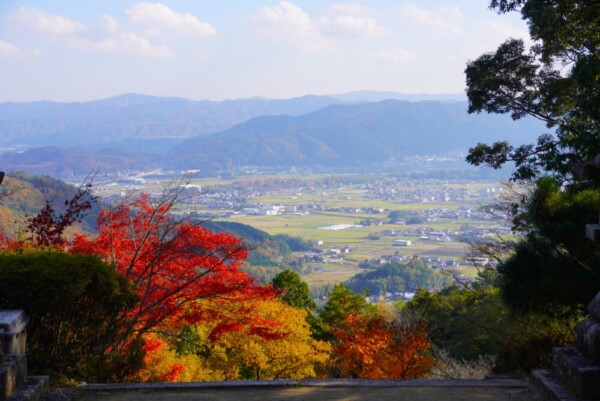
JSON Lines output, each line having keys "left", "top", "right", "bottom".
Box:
{"left": 94, "top": 171, "right": 507, "bottom": 287}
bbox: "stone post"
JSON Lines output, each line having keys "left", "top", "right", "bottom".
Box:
{"left": 0, "top": 310, "right": 28, "bottom": 400}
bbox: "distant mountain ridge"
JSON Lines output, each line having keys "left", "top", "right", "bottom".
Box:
{"left": 0, "top": 93, "right": 548, "bottom": 175}
{"left": 165, "top": 99, "right": 547, "bottom": 170}
{"left": 0, "top": 91, "right": 466, "bottom": 151}
{"left": 332, "top": 91, "right": 466, "bottom": 103}
{"left": 0, "top": 93, "right": 346, "bottom": 149}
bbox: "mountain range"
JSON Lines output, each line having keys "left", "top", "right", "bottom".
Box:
{"left": 0, "top": 92, "right": 548, "bottom": 175}
{"left": 165, "top": 99, "right": 545, "bottom": 170}
{"left": 0, "top": 93, "right": 346, "bottom": 150}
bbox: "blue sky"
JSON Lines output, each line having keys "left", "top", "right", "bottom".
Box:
{"left": 0, "top": 1, "right": 530, "bottom": 102}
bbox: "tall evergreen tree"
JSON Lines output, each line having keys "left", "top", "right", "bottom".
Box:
{"left": 271, "top": 269, "right": 316, "bottom": 310}
{"left": 464, "top": 0, "right": 600, "bottom": 313}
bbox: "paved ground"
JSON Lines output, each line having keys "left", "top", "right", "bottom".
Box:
{"left": 59, "top": 379, "right": 536, "bottom": 401}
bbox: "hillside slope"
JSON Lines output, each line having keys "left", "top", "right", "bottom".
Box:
{"left": 0, "top": 172, "right": 100, "bottom": 238}
{"left": 0, "top": 147, "right": 161, "bottom": 177}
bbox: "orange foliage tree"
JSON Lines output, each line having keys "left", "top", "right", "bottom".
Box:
{"left": 333, "top": 312, "right": 433, "bottom": 379}
{"left": 70, "top": 190, "right": 277, "bottom": 348}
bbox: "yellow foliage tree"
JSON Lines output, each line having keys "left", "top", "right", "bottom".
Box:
{"left": 133, "top": 298, "right": 331, "bottom": 382}
{"left": 202, "top": 298, "right": 331, "bottom": 380}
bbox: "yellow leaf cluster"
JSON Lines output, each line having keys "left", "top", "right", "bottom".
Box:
{"left": 134, "top": 299, "right": 331, "bottom": 382}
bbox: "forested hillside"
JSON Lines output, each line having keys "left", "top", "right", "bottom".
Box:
{"left": 200, "top": 220, "right": 315, "bottom": 281}
{"left": 346, "top": 260, "right": 452, "bottom": 295}
{"left": 0, "top": 146, "right": 161, "bottom": 176}
{"left": 0, "top": 172, "right": 99, "bottom": 237}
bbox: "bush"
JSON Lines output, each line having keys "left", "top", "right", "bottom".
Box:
{"left": 428, "top": 347, "right": 493, "bottom": 379}
{"left": 0, "top": 249, "right": 139, "bottom": 382}
{"left": 405, "top": 283, "right": 579, "bottom": 373}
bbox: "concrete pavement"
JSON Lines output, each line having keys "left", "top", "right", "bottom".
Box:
{"left": 70, "top": 378, "right": 535, "bottom": 401}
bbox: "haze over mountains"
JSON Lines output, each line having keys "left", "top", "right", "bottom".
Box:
{"left": 0, "top": 93, "right": 345, "bottom": 149}
{"left": 0, "top": 91, "right": 547, "bottom": 176}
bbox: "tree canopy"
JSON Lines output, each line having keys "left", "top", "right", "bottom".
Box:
{"left": 0, "top": 249, "right": 139, "bottom": 381}
{"left": 464, "top": 0, "right": 600, "bottom": 316}
{"left": 271, "top": 269, "right": 316, "bottom": 310}
{"left": 465, "top": 0, "right": 600, "bottom": 180}
{"left": 71, "top": 193, "right": 277, "bottom": 342}
{"left": 346, "top": 260, "right": 451, "bottom": 294}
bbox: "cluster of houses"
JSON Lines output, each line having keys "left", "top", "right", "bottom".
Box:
{"left": 358, "top": 253, "right": 460, "bottom": 270}
{"left": 419, "top": 207, "right": 502, "bottom": 222}
{"left": 384, "top": 224, "right": 510, "bottom": 245}
{"left": 362, "top": 176, "right": 505, "bottom": 205}
{"left": 365, "top": 291, "right": 418, "bottom": 303}
{"left": 364, "top": 180, "right": 470, "bottom": 203}
{"left": 302, "top": 245, "right": 354, "bottom": 265}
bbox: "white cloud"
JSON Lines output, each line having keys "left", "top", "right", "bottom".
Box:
{"left": 125, "top": 2, "right": 216, "bottom": 38}
{"left": 67, "top": 15, "right": 174, "bottom": 59}
{"left": 251, "top": 2, "right": 389, "bottom": 52}
{"left": 251, "top": 2, "right": 327, "bottom": 53}
{"left": 9, "top": 6, "right": 176, "bottom": 59}
{"left": 326, "top": 4, "right": 371, "bottom": 15}
{"left": 319, "top": 4, "right": 390, "bottom": 39}
{"left": 461, "top": 19, "right": 531, "bottom": 59}
{"left": 372, "top": 49, "right": 415, "bottom": 65}
{"left": 11, "top": 7, "right": 86, "bottom": 35}
{"left": 0, "top": 40, "right": 24, "bottom": 59}
{"left": 399, "top": 4, "right": 464, "bottom": 36}
{"left": 482, "top": 19, "right": 530, "bottom": 43}
{"left": 0, "top": 40, "right": 40, "bottom": 59}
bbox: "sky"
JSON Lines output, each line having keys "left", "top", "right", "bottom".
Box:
{"left": 0, "top": 1, "right": 531, "bottom": 102}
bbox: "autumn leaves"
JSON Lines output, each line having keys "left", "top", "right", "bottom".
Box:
{"left": 1, "top": 189, "right": 434, "bottom": 381}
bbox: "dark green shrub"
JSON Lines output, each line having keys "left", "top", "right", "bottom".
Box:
{"left": 405, "top": 283, "right": 579, "bottom": 373}
{"left": 0, "top": 249, "right": 139, "bottom": 382}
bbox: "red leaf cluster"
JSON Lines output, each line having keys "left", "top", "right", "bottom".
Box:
{"left": 71, "top": 194, "right": 277, "bottom": 337}
{"left": 333, "top": 313, "right": 433, "bottom": 379}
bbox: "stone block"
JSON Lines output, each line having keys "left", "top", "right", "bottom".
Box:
{"left": 0, "top": 311, "right": 27, "bottom": 356}
{"left": 577, "top": 318, "right": 600, "bottom": 364}
{"left": 529, "top": 370, "right": 579, "bottom": 401}
{"left": 585, "top": 224, "right": 600, "bottom": 244}
{"left": 0, "top": 355, "right": 27, "bottom": 400}
{"left": 7, "top": 376, "right": 49, "bottom": 401}
{"left": 589, "top": 291, "right": 600, "bottom": 323}
{"left": 552, "top": 347, "right": 600, "bottom": 399}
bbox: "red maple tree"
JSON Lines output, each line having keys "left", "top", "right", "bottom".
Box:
{"left": 71, "top": 192, "right": 276, "bottom": 340}
{"left": 27, "top": 182, "right": 94, "bottom": 248}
